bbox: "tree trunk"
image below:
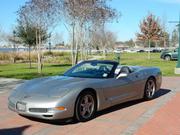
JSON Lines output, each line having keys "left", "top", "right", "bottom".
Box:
{"left": 74, "top": 24, "right": 82, "bottom": 64}
{"left": 148, "top": 39, "right": 151, "bottom": 59}
{"left": 38, "top": 29, "right": 43, "bottom": 73}
{"left": 28, "top": 45, "right": 32, "bottom": 69}
{"left": 102, "top": 22, "right": 106, "bottom": 59}
{"left": 80, "top": 26, "right": 83, "bottom": 61}
{"left": 71, "top": 22, "right": 75, "bottom": 66}
{"left": 75, "top": 39, "right": 79, "bottom": 64}
{"left": 13, "top": 44, "right": 16, "bottom": 64}
{"left": 164, "top": 37, "right": 167, "bottom": 49}
{"left": 36, "top": 29, "right": 41, "bottom": 74}
{"left": 71, "top": 1, "right": 75, "bottom": 66}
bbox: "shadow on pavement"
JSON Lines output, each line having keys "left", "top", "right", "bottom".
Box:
{"left": 153, "top": 88, "right": 171, "bottom": 99}
{"left": 0, "top": 125, "right": 31, "bottom": 135}
{"left": 24, "top": 89, "right": 171, "bottom": 125}
{"left": 23, "top": 116, "right": 77, "bottom": 126}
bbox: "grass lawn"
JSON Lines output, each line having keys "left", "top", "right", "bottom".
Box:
{"left": 107, "top": 52, "right": 180, "bottom": 77}
{"left": 0, "top": 52, "right": 179, "bottom": 80}
{"left": 0, "top": 63, "right": 71, "bottom": 80}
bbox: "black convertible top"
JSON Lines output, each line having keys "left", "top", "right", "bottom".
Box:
{"left": 83, "top": 60, "right": 119, "bottom": 65}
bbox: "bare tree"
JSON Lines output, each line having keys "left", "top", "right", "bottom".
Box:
{"left": 90, "top": 28, "right": 117, "bottom": 51}
{"left": 171, "top": 29, "right": 179, "bottom": 47}
{"left": 161, "top": 14, "right": 168, "bottom": 48}
{"left": 62, "top": 0, "right": 98, "bottom": 64}
{"left": 105, "top": 31, "right": 117, "bottom": 50}
{"left": 137, "top": 13, "right": 162, "bottom": 59}
{"left": 90, "top": 3, "right": 119, "bottom": 57}
{"left": 0, "top": 26, "right": 7, "bottom": 47}
{"left": 18, "top": 0, "right": 60, "bottom": 73}
{"left": 61, "top": 0, "right": 119, "bottom": 64}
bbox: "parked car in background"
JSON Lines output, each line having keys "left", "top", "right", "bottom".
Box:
{"left": 137, "top": 49, "right": 146, "bottom": 53}
{"left": 160, "top": 48, "right": 178, "bottom": 61}
{"left": 150, "top": 49, "right": 161, "bottom": 53}
{"left": 123, "top": 49, "right": 138, "bottom": 53}
{"left": 114, "top": 49, "right": 122, "bottom": 53}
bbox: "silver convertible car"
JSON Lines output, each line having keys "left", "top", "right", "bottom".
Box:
{"left": 8, "top": 60, "right": 162, "bottom": 122}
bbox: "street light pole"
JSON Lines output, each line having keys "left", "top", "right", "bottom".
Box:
{"left": 177, "top": 14, "right": 180, "bottom": 68}
{"left": 169, "top": 14, "right": 180, "bottom": 74}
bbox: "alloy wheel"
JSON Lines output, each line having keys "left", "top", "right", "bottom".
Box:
{"left": 75, "top": 91, "right": 96, "bottom": 122}
{"left": 80, "top": 95, "right": 95, "bottom": 119}
{"left": 145, "top": 79, "right": 156, "bottom": 100}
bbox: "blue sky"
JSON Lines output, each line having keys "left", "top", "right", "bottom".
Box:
{"left": 0, "top": 0, "right": 180, "bottom": 42}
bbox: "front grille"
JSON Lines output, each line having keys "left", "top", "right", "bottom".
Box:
{"left": 29, "top": 108, "right": 48, "bottom": 113}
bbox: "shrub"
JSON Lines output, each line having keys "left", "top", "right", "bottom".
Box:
{"left": 0, "top": 52, "right": 38, "bottom": 62}
{"left": 0, "top": 53, "right": 12, "bottom": 61}
{"left": 0, "top": 51, "right": 71, "bottom": 64}
{"left": 43, "top": 51, "right": 69, "bottom": 57}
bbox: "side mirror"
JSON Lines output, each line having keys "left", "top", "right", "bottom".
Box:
{"left": 116, "top": 73, "right": 128, "bottom": 79}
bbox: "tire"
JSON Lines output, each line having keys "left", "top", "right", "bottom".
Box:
{"left": 144, "top": 78, "right": 156, "bottom": 100}
{"left": 75, "top": 91, "right": 97, "bottom": 122}
{"left": 164, "top": 55, "right": 171, "bottom": 61}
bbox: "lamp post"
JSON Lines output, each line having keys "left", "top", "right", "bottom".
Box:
{"left": 177, "top": 22, "right": 180, "bottom": 68}
{"left": 169, "top": 14, "right": 180, "bottom": 74}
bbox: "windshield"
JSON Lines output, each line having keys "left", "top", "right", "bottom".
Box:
{"left": 175, "top": 48, "right": 179, "bottom": 52}
{"left": 64, "top": 61, "right": 118, "bottom": 78}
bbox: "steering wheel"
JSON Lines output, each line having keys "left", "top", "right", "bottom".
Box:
{"left": 99, "top": 65, "right": 110, "bottom": 73}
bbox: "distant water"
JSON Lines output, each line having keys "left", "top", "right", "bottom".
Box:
{"left": 0, "top": 48, "right": 27, "bottom": 52}
{"left": 0, "top": 48, "right": 72, "bottom": 52}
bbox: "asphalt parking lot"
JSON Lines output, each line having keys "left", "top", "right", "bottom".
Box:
{"left": 0, "top": 77, "right": 180, "bottom": 135}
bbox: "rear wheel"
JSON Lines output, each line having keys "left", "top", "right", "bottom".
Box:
{"left": 144, "top": 78, "right": 156, "bottom": 100}
{"left": 75, "top": 91, "right": 97, "bottom": 122}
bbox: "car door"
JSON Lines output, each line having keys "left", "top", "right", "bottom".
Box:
{"left": 101, "top": 72, "right": 141, "bottom": 105}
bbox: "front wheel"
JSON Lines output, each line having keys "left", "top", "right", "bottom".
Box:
{"left": 144, "top": 78, "right": 156, "bottom": 100}
{"left": 75, "top": 91, "right": 97, "bottom": 122}
{"left": 164, "top": 55, "right": 171, "bottom": 61}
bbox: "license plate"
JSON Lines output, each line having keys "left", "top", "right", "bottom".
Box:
{"left": 16, "top": 102, "right": 26, "bottom": 112}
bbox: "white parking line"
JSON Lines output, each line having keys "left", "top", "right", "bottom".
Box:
{"left": 0, "top": 88, "right": 11, "bottom": 93}
{"left": 0, "top": 91, "right": 6, "bottom": 94}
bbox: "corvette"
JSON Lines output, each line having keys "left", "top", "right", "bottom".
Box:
{"left": 8, "top": 60, "right": 162, "bottom": 122}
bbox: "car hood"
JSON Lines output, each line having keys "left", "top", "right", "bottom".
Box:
{"left": 12, "top": 76, "right": 100, "bottom": 98}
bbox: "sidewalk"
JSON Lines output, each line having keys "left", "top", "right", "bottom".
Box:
{"left": 135, "top": 92, "right": 180, "bottom": 135}
{"left": 0, "top": 77, "right": 180, "bottom": 135}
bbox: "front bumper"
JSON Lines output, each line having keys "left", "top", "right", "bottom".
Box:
{"left": 8, "top": 97, "right": 71, "bottom": 120}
